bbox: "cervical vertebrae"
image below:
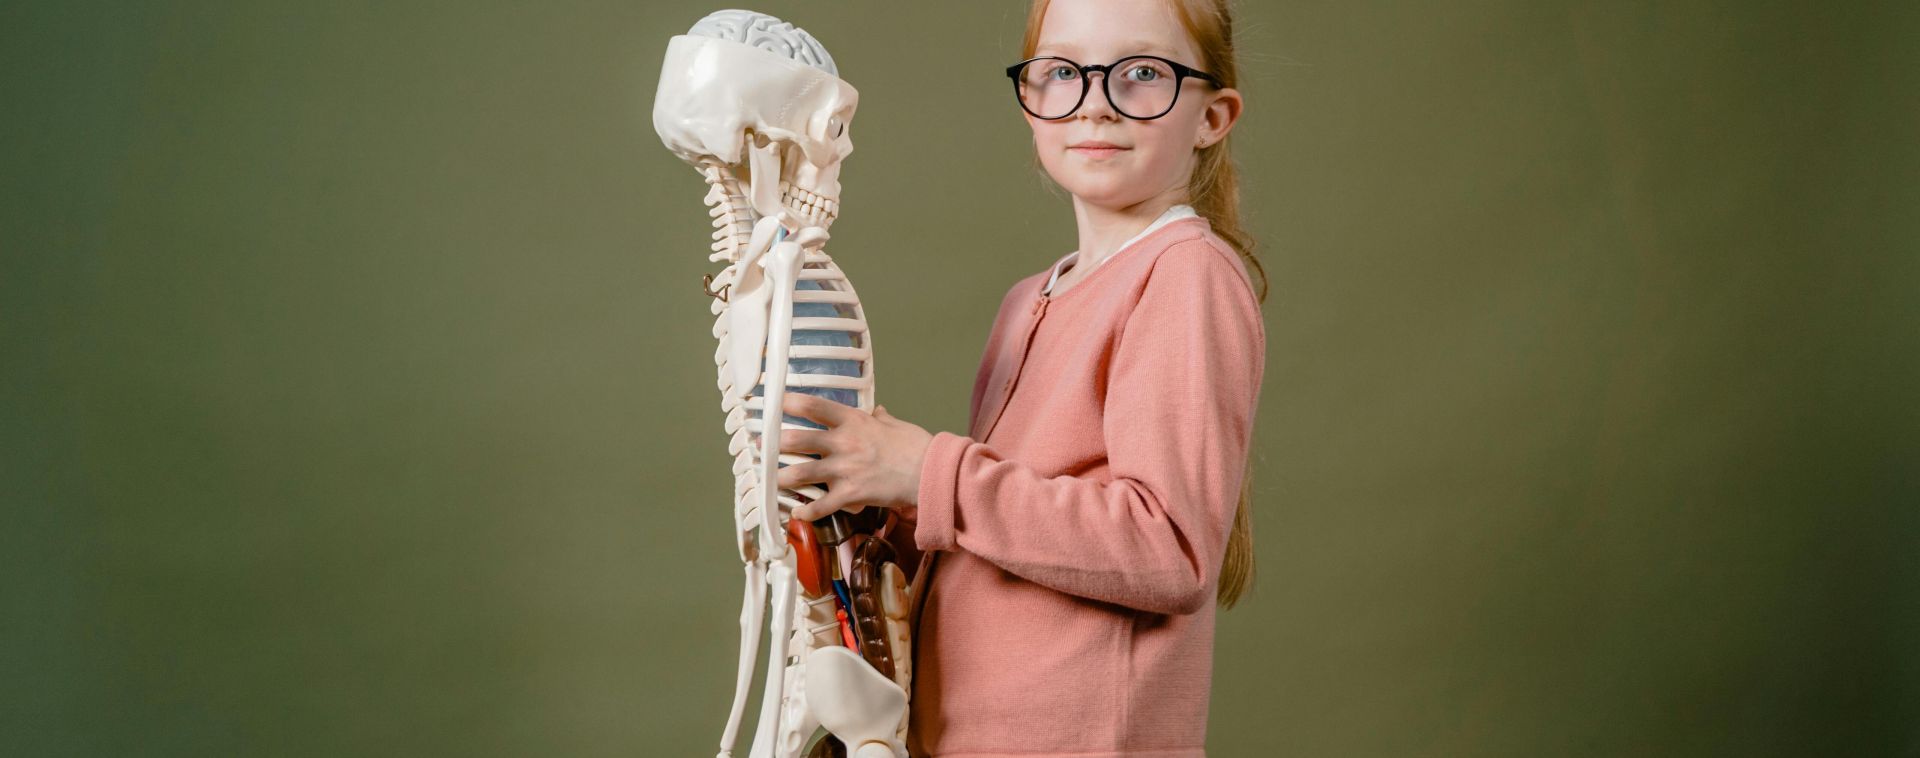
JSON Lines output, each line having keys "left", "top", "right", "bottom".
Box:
{"left": 654, "top": 11, "right": 915, "bottom": 758}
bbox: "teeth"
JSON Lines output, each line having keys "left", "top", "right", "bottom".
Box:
{"left": 777, "top": 184, "right": 839, "bottom": 225}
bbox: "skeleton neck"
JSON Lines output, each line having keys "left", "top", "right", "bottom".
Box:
{"left": 702, "top": 161, "right": 838, "bottom": 266}
{"left": 703, "top": 162, "right": 757, "bottom": 264}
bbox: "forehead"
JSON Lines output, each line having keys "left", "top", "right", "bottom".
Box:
{"left": 1034, "top": 0, "right": 1197, "bottom": 62}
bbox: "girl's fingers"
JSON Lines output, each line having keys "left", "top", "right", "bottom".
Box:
{"left": 782, "top": 393, "right": 852, "bottom": 428}
{"left": 779, "top": 428, "right": 832, "bottom": 454}
{"left": 797, "top": 479, "right": 869, "bottom": 521}
{"left": 777, "top": 459, "right": 831, "bottom": 490}
{"left": 795, "top": 491, "right": 851, "bottom": 522}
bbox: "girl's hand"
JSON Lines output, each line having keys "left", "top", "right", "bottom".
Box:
{"left": 775, "top": 393, "right": 934, "bottom": 522}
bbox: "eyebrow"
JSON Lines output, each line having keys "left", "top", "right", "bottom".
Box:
{"left": 1034, "top": 39, "right": 1184, "bottom": 59}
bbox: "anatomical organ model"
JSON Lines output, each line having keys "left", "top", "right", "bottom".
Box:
{"left": 653, "top": 10, "right": 918, "bottom": 758}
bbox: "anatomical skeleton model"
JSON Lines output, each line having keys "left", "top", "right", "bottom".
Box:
{"left": 653, "top": 11, "right": 919, "bottom": 758}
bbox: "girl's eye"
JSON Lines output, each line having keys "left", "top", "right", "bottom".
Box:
{"left": 1124, "top": 64, "right": 1162, "bottom": 82}
{"left": 1046, "top": 64, "right": 1079, "bottom": 81}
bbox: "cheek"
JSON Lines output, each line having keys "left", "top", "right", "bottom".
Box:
{"left": 1125, "top": 125, "right": 1192, "bottom": 168}
{"left": 1027, "top": 118, "right": 1065, "bottom": 150}
{"left": 1027, "top": 120, "right": 1070, "bottom": 171}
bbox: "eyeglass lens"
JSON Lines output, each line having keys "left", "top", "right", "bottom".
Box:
{"left": 1016, "top": 57, "right": 1183, "bottom": 120}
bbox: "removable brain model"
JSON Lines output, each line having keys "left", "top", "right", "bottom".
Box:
{"left": 653, "top": 10, "right": 919, "bottom": 758}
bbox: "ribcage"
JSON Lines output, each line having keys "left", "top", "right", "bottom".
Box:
{"left": 753, "top": 275, "right": 864, "bottom": 420}
{"left": 744, "top": 251, "right": 873, "bottom": 512}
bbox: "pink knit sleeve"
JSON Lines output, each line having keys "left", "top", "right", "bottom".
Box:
{"left": 913, "top": 241, "right": 1264, "bottom": 615}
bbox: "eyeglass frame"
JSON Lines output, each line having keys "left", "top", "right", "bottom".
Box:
{"left": 1005, "top": 54, "right": 1225, "bottom": 121}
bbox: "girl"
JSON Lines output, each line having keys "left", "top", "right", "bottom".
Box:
{"left": 777, "top": 0, "right": 1263, "bottom": 754}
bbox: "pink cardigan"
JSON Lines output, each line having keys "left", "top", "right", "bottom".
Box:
{"left": 887, "top": 216, "right": 1266, "bottom": 757}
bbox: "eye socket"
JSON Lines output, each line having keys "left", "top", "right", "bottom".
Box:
{"left": 829, "top": 116, "right": 844, "bottom": 138}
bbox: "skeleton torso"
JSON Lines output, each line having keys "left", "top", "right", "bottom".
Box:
{"left": 703, "top": 162, "right": 872, "bottom": 558}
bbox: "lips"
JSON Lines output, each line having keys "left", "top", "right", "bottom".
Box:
{"left": 1069, "top": 141, "right": 1130, "bottom": 158}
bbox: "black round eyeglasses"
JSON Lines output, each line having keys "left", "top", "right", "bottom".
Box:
{"left": 1006, "top": 55, "right": 1223, "bottom": 121}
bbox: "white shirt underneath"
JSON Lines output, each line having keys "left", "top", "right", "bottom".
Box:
{"left": 1042, "top": 204, "right": 1199, "bottom": 296}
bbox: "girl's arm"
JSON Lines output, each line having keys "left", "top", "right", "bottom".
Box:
{"left": 914, "top": 241, "right": 1265, "bottom": 615}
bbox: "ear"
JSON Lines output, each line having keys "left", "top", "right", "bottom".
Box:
{"left": 1196, "top": 87, "right": 1244, "bottom": 148}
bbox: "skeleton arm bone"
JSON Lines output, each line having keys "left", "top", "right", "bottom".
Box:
{"left": 742, "top": 228, "right": 807, "bottom": 758}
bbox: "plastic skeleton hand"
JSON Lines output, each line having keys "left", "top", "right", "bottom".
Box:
{"left": 652, "top": 10, "right": 914, "bottom": 758}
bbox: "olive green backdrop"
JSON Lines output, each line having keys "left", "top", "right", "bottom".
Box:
{"left": 4, "top": 1, "right": 1915, "bottom": 755}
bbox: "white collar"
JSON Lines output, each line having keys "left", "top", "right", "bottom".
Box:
{"left": 1043, "top": 204, "right": 1199, "bottom": 296}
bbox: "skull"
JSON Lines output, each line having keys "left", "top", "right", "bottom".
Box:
{"left": 653, "top": 11, "right": 857, "bottom": 229}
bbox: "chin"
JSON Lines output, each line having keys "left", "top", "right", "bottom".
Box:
{"left": 1058, "top": 176, "right": 1152, "bottom": 208}
{"left": 1044, "top": 151, "right": 1176, "bottom": 208}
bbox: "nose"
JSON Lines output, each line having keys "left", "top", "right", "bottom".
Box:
{"left": 1077, "top": 70, "right": 1119, "bottom": 122}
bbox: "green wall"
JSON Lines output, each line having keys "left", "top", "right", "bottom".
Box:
{"left": 4, "top": 1, "right": 1914, "bottom": 755}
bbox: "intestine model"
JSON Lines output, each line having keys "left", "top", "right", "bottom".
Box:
{"left": 652, "top": 10, "right": 917, "bottom": 758}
